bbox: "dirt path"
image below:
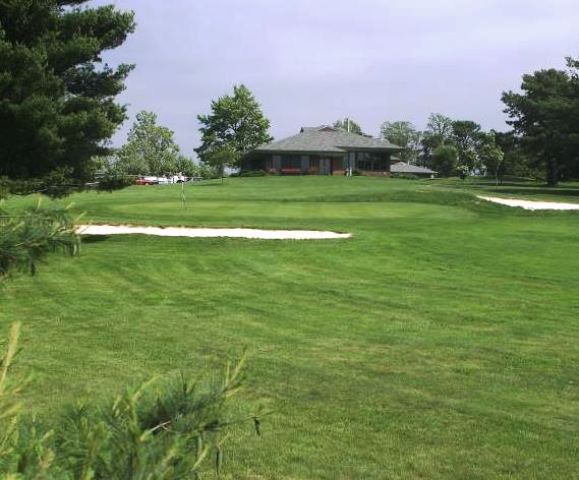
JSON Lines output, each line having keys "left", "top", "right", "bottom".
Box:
{"left": 477, "top": 196, "right": 579, "bottom": 211}
{"left": 77, "top": 225, "right": 352, "bottom": 240}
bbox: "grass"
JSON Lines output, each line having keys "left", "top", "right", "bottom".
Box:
{"left": 439, "top": 177, "right": 579, "bottom": 203}
{"left": 1, "top": 177, "right": 578, "bottom": 479}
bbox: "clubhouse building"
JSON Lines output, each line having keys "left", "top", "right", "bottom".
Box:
{"left": 243, "top": 125, "right": 403, "bottom": 176}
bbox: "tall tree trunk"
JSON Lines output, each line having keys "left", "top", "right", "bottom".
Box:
{"left": 546, "top": 158, "right": 559, "bottom": 186}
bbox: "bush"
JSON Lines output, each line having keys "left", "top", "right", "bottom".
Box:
{"left": 238, "top": 170, "right": 268, "bottom": 177}
{"left": 391, "top": 173, "right": 420, "bottom": 180}
{"left": 0, "top": 177, "right": 9, "bottom": 200}
{"left": 96, "top": 169, "right": 135, "bottom": 192}
{"left": 0, "top": 323, "right": 262, "bottom": 478}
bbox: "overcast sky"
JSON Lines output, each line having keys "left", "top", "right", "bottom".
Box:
{"left": 96, "top": 0, "right": 579, "bottom": 157}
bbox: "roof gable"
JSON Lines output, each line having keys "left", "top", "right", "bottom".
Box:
{"left": 300, "top": 125, "right": 339, "bottom": 133}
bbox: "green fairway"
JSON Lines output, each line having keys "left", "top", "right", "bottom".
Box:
{"left": 1, "top": 177, "right": 578, "bottom": 479}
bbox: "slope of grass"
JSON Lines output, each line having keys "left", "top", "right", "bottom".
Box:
{"left": 1, "top": 177, "right": 578, "bottom": 479}
{"left": 439, "top": 177, "right": 579, "bottom": 203}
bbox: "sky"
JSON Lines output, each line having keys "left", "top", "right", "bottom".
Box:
{"left": 95, "top": 0, "right": 579, "bottom": 158}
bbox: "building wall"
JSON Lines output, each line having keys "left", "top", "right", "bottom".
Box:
{"left": 353, "top": 151, "right": 391, "bottom": 174}
{"left": 332, "top": 157, "right": 345, "bottom": 175}
{"left": 244, "top": 152, "right": 392, "bottom": 175}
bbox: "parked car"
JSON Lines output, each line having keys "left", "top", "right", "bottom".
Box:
{"left": 135, "top": 175, "right": 188, "bottom": 185}
{"left": 135, "top": 176, "right": 159, "bottom": 185}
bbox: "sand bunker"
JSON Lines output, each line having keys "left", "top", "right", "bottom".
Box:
{"left": 77, "top": 224, "right": 352, "bottom": 240}
{"left": 477, "top": 196, "right": 579, "bottom": 211}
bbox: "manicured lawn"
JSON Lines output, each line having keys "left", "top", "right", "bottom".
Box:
{"left": 440, "top": 177, "right": 579, "bottom": 203}
{"left": 1, "top": 177, "right": 578, "bottom": 479}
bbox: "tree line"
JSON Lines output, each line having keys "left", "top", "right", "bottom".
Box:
{"left": 379, "top": 115, "right": 505, "bottom": 180}
{"left": 373, "top": 56, "right": 579, "bottom": 185}
{"left": 1, "top": 1, "right": 578, "bottom": 188}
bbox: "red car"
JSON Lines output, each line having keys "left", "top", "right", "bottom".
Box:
{"left": 135, "top": 177, "right": 158, "bottom": 185}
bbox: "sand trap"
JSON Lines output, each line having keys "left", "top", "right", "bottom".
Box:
{"left": 77, "top": 224, "right": 352, "bottom": 240}
{"left": 477, "top": 196, "right": 579, "bottom": 211}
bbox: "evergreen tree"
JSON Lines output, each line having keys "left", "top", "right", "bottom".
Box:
{"left": 196, "top": 85, "right": 272, "bottom": 167}
{"left": 502, "top": 57, "right": 579, "bottom": 185}
{"left": 0, "top": 1, "right": 135, "bottom": 180}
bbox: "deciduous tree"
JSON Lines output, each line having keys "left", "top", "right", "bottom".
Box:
{"left": 452, "top": 120, "right": 483, "bottom": 173}
{"left": 478, "top": 133, "right": 504, "bottom": 184}
{"left": 380, "top": 121, "right": 421, "bottom": 164}
{"left": 117, "top": 111, "right": 186, "bottom": 175}
{"left": 421, "top": 113, "right": 454, "bottom": 166}
{"left": 196, "top": 85, "right": 272, "bottom": 167}
{"left": 334, "top": 117, "right": 364, "bottom": 135}
{"left": 431, "top": 144, "right": 458, "bottom": 177}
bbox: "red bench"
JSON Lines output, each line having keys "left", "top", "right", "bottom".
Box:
{"left": 280, "top": 168, "right": 302, "bottom": 175}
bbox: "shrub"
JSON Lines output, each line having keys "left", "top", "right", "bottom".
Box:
{"left": 239, "top": 170, "right": 268, "bottom": 177}
{"left": 0, "top": 178, "right": 9, "bottom": 200}
{"left": 96, "top": 169, "right": 135, "bottom": 192}
{"left": 391, "top": 173, "right": 420, "bottom": 180}
{"left": 0, "top": 323, "right": 262, "bottom": 478}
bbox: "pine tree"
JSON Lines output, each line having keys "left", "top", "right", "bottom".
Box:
{"left": 0, "top": 1, "right": 135, "bottom": 180}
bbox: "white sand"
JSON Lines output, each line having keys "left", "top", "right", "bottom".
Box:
{"left": 77, "top": 224, "right": 352, "bottom": 240}
{"left": 477, "top": 196, "right": 579, "bottom": 211}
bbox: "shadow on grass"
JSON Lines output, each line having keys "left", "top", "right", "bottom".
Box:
{"left": 189, "top": 182, "right": 224, "bottom": 188}
{"left": 81, "top": 235, "right": 111, "bottom": 244}
{"left": 487, "top": 187, "right": 579, "bottom": 197}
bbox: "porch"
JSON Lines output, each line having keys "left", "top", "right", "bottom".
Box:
{"left": 247, "top": 151, "right": 392, "bottom": 176}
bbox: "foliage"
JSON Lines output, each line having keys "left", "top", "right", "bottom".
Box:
{"left": 0, "top": 168, "right": 81, "bottom": 199}
{"left": 96, "top": 166, "right": 135, "bottom": 192}
{"left": 451, "top": 120, "right": 483, "bottom": 173}
{"left": 380, "top": 121, "right": 422, "bottom": 163}
{"left": 420, "top": 113, "right": 454, "bottom": 166}
{"left": 333, "top": 118, "right": 364, "bottom": 135}
{"left": 502, "top": 56, "right": 579, "bottom": 185}
{"left": 0, "top": 201, "right": 80, "bottom": 280}
{"left": 0, "top": 323, "right": 260, "bottom": 478}
{"left": 390, "top": 173, "right": 420, "bottom": 180}
{"left": 117, "top": 111, "right": 185, "bottom": 176}
{"left": 431, "top": 144, "right": 458, "bottom": 177}
{"left": 0, "top": 177, "right": 11, "bottom": 200}
{"left": 174, "top": 156, "right": 199, "bottom": 177}
{"left": 478, "top": 133, "right": 505, "bottom": 184}
{"left": 196, "top": 85, "right": 272, "bottom": 167}
{"left": 236, "top": 170, "right": 268, "bottom": 177}
{"left": 425, "top": 113, "right": 454, "bottom": 141}
{"left": 493, "top": 130, "right": 542, "bottom": 180}
{"left": 204, "top": 144, "right": 239, "bottom": 177}
{"left": 0, "top": 1, "right": 135, "bottom": 180}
